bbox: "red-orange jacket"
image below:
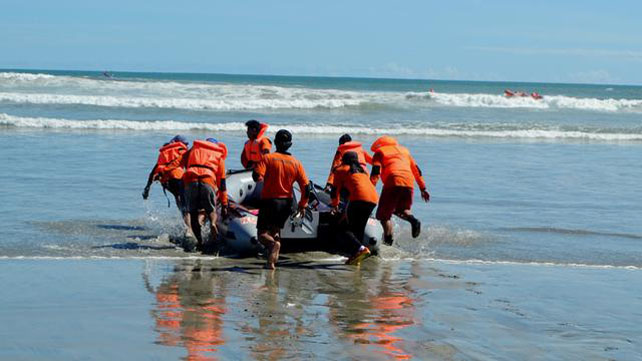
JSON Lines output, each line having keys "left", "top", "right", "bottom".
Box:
{"left": 326, "top": 141, "right": 372, "bottom": 185}
{"left": 241, "top": 123, "right": 272, "bottom": 168}
{"left": 184, "top": 140, "right": 228, "bottom": 205}
{"left": 154, "top": 142, "right": 188, "bottom": 183}
{"left": 370, "top": 136, "right": 426, "bottom": 190}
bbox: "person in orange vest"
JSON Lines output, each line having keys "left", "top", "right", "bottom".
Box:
{"left": 183, "top": 138, "right": 229, "bottom": 251}
{"left": 241, "top": 120, "right": 272, "bottom": 169}
{"left": 324, "top": 133, "right": 373, "bottom": 193}
{"left": 330, "top": 151, "right": 379, "bottom": 265}
{"left": 253, "top": 129, "right": 310, "bottom": 269}
{"left": 142, "top": 135, "right": 191, "bottom": 230}
{"left": 370, "top": 136, "right": 430, "bottom": 246}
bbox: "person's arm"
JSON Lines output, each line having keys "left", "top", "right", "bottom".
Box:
{"left": 330, "top": 169, "right": 344, "bottom": 208}
{"left": 142, "top": 164, "right": 159, "bottom": 199}
{"left": 217, "top": 159, "right": 228, "bottom": 206}
{"left": 370, "top": 152, "right": 382, "bottom": 186}
{"left": 296, "top": 161, "right": 310, "bottom": 210}
{"left": 260, "top": 138, "right": 271, "bottom": 154}
{"left": 325, "top": 150, "right": 341, "bottom": 189}
{"left": 241, "top": 146, "right": 250, "bottom": 169}
{"left": 409, "top": 155, "right": 430, "bottom": 202}
{"left": 252, "top": 157, "right": 266, "bottom": 182}
{"left": 364, "top": 150, "right": 373, "bottom": 165}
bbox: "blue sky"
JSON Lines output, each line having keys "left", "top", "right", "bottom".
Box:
{"left": 2, "top": 0, "right": 641, "bottom": 84}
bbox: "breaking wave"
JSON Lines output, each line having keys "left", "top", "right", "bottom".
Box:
{"left": 2, "top": 113, "right": 641, "bottom": 141}
{"left": 2, "top": 71, "right": 642, "bottom": 112}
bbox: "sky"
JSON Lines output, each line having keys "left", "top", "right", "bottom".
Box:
{"left": 1, "top": 0, "right": 641, "bottom": 84}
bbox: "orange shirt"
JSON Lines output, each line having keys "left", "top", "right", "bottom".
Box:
{"left": 254, "top": 152, "right": 309, "bottom": 207}
{"left": 331, "top": 165, "right": 379, "bottom": 207}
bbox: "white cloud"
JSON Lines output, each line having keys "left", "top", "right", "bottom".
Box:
{"left": 469, "top": 46, "right": 642, "bottom": 61}
{"left": 566, "top": 70, "right": 619, "bottom": 84}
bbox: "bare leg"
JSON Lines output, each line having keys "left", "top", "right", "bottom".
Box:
{"left": 394, "top": 209, "right": 421, "bottom": 238}
{"left": 258, "top": 228, "right": 281, "bottom": 269}
{"left": 380, "top": 219, "right": 394, "bottom": 245}
{"left": 208, "top": 211, "right": 218, "bottom": 243}
{"left": 190, "top": 211, "right": 202, "bottom": 246}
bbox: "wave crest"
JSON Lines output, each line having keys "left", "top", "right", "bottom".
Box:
{"left": 2, "top": 113, "right": 641, "bottom": 141}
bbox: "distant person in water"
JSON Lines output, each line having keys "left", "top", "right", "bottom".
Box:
{"left": 102, "top": 71, "right": 113, "bottom": 78}
{"left": 370, "top": 136, "right": 430, "bottom": 246}
{"left": 241, "top": 120, "right": 271, "bottom": 169}
{"left": 324, "top": 133, "right": 372, "bottom": 194}
{"left": 143, "top": 135, "right": 191, "bottom": 233}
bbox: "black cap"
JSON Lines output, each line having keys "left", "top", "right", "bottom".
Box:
{"left": 245, "top": 119, "right": 261, "bottom": 130}
{"left": 274, "top": 129, "right": 292, "bottom": 150}
{"left": 339, "top": 133, "right": 352, "bottom": 145}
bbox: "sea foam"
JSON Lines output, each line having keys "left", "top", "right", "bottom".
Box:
{"left": 2, "top": 113, "right": 641, "bottom": 141}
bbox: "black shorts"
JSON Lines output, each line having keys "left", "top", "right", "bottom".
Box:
{"left": 257, "top": 198, "right": 294, "bottom": 231}
{"left": 185, "top": 182, "right": 217, "bottom": 214}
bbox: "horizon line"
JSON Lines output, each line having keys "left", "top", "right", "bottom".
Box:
{"left": 1, "top": 66, "right": 640, "bottom": 88}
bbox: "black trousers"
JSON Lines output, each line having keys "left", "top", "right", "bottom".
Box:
{"left": 340, "top": 201, "right": 376, "bottom": 254}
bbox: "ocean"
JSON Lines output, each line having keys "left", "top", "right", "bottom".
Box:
{"left": 1, "top": 69, "right": 640, "bottom": 360}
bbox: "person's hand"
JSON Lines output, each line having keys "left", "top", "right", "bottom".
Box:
{"left": 323, "top": 183, "right": 333, "bottom": 194}
{"left": 220, "top": 204, "right": 229, "bottom": 219}
{"left": 142, "top": 186, "right": 150, "bottom": 200}
{"left": 421, "top": 189, "right": 430, "bottom": 202}
{"left": 330, "top": 206, "right": 339, "bottom": 216}
{"left": 294, "top": 205, "right": 306, "bottom": 219}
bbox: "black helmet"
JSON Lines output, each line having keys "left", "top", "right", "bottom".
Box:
{"left": 339, "top": 133, "right": 352, "bottom": 145}
{"left": 274, "top": 129, "right": 292, "bottom": 150}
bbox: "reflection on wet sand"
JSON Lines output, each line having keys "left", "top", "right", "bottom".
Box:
{"left": 326, "top": 266, "right": 416, "bottom": 360}
{"left": 145, "top": 262, "right": 226, "bottom": 361}
{"left": 143, "top": 259, "right": 460, "bottom": 360}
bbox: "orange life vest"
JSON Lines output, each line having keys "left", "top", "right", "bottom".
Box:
{"left": 243, "top": 123, "right": 270, "bottom": 165}
{"left": 337, "top": 141, "right": 370, "bottom": 170}
{"left": 184, "top": 140, "right": 228, "bottom": 183}
{"left": 371, "top": 136, "right": 415, "bottom": 187}
{"left": 155, "top": 142, "right": 188, "bottom": 183}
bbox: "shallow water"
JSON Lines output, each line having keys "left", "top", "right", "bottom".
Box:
{"left": 1, "top": 70, "right": 642, "bottom": 359}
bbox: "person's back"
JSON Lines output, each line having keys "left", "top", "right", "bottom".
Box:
{"left": 370, "top": 135, "right": 429, "bottom": 244}
{"left": 258, "top": 152, "right": 308, "bottom": 200}
{"left": 253, "top": 129, "right": 309, "bottom": 269}
{"left": 183, "top": 138, "right": 229, "bottom": 250}
{"left": 326, "top": 134, "right": 372, "bottom": 189}
{"left": 331, "top": 165, "right": 378, "bottom": 206}
{"left": 155, "top": 141, "right": 188, "bottom": 183}
{"left": 370, "top": 136, "right": 424, "bottom": 190}
{"left": 184, "top": 140, "right": 227, "bottom": 190}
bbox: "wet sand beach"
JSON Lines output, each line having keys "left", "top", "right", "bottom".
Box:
{"left": 1, "top": 258, "right": 639, "bottom": 360}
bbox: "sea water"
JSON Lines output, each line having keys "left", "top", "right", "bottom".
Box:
{"left": 0, "top": 70, "right": 640, "bottom": 360}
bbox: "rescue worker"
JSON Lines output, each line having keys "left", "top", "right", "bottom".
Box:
{"left": 142, "top": 135, "right": 190, "bottom": 230}
{"left": 253, "top": 129, "right": 310, "bottom": 269}
{"left": 183, "top": 137, "right": 229, "bottom": 251}
{"left": 241, "top": 120, "right": 272, "bottom": 169}
{"left": 330, "top": 151, "right": 379, "bottom": 265}
{"left": 370, "top": 136, "right": 430, "bottom": 246}
{"left": 324, "top": 134, "right": 373, "bottom": 192}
